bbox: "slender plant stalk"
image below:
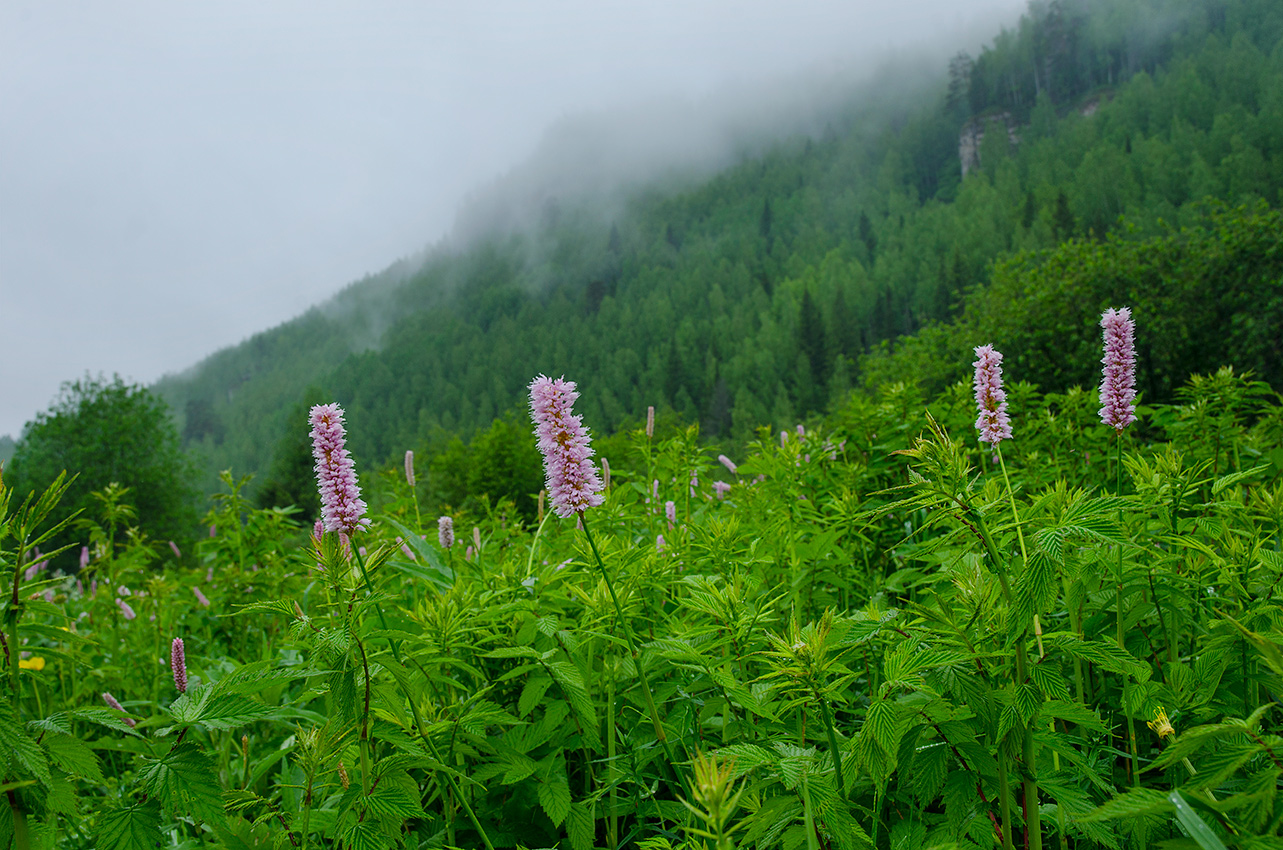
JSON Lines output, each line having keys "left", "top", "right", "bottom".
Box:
{"left": 1113, "top": 436, "right": 1142, "bottom": 793}
{"left": 579, "top": 516, "right": 681, "bottom": 778}
{"left": 813, "top": 687, "right": 846, "bottom": 798}
{"left": 350, "top": 546, "right": 496, "bottom": 850}
{"left": 997, "top": 747, "right": 1015, "bottom": 850}
{"left": 607, "top": 673, "right": 619, "bottom": 850}
{"left": 996, "top": 444, "right": 1042, "bottom": 850}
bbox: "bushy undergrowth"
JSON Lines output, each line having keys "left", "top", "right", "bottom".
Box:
{"left": 2, "top": 365, "right": 1283, "bottom": 849}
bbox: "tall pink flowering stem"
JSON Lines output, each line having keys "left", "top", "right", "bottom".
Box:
{"left": 1099, "top": 306, "right": 1141, "bottom": 796}
{"left": 973, "top": 345, "right": 1040, "bottom": 850}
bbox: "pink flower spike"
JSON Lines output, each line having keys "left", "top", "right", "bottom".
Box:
{"left": 210, "top": 525, "right": 217, "bottom": 537}
{"left": 1099, "top": 307, "right": 1138, "bottom": 432}
{"left": 309, "top": 403, "right": 370, "bottom": 535}
{"left": 656, "top": 534, "right": 665, "bottom": 552}
{"left": 404, "top": 450, "right": 416, "bottom": 487}
{"left": 665, "top": 500, "right": 677, "bottom": 529}
{"left": 714, "top": 481, "right": 732, "bottom": 500}
{"left": 101, "top": 692, "right": 136, "bottom": 727}
{"left": 171, "top": 637, "right": 188, "bottom": 694}
{"left": 972, "top": 344, "right": 1013, "bottom": 445}
{"left": 718, "top": 454, "right": 738, "bottom": 474}
{"left": 117, "top": 598, "right": 136, "bottom": 620}
{"left": 646, "top": 406, "right": 655, "bottom": 439}
{"left": 528, "top": 375, "right": 605, "bottom": 518}
{"left": 169, "top": 540, "right": 182, "bottom": 559}
{"left": 192, "top": 587, "right": 210, "bottom": 607}
{"left": 79, "top": 546, "right": 90, "bottom": 570}
{"left": 465, "top": 545, "right": 474, "bottom": 563}
{"left": 438, "top": 516, "right": 454, "bottom": 549}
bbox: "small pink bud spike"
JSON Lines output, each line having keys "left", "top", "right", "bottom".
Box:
{"left": 646, "top": 406, "right": 655, "bottom": 439}
{"left": 101, "top": 692, "right": 136, "bottom": 727}
{"left": 171, "top": 637, "right": 188, "bottom": 694}
{"left": 404, "top": 450, "right": 416, "bottom": 487}
{"left": 718, "top": 454, "right": 737, "bottom": 474}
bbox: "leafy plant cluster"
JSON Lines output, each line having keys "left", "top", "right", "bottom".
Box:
{"left": 1, "top": 362, "right": 1283, "bottom": 848}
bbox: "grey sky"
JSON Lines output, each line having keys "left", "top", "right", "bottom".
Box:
{"left": 0, "top": 0, "right": 1025, "bottom": 439}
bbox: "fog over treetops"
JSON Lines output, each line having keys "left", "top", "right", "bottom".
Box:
{"left": 0, "top": 0, "right": 1022, "bottom": 441}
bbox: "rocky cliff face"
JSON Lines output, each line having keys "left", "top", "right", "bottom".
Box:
{"left": 958, "top": 112, "right": 1020, "bottom": 177}
{"left": 958, "top": 95, "right": 1107, "bottom": 176}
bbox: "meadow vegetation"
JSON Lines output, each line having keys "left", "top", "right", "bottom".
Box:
{"left": 2, "top": 342, "right": 1283, "bottom": 848}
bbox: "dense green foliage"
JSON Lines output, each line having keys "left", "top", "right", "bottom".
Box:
{"left": 861, "top": 200, "right": 1283, "bottom": 400}
{"left": 3, "top": 363, "right": 1283, "bottom": 848}
{"left": 154, "top": 0, "right": 1283, "bottom": 506}
{"left": 4, "top": 375, "right": 198, "bottom": 566}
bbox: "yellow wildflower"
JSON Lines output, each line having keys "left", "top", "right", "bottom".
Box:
{"left": 1148, "top": 707, "right": 1175, "bottom": 739}
{"left": 18, "top": 656, "right": 45, "bottom": 672}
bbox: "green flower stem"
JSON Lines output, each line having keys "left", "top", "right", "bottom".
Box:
{"left": 812, "top": 685, "right": 846, "bottom": 798}
{"left": 966, "top": 488, "right": 1040, "bottom": 849}
{"left": 996, "top": 444, "right": 1042, "bottom": 850}
{"left": 997, "top": 748, "right": 1015, "bottom": 850}
{"left": 351, "top": 545, "right": 496, "bottom": 850}
{"left": 1113, "top": 435, "right": 1142, "bottom": 795}
{"left": 579, "top": 515, "right": 680, "bottom": 779}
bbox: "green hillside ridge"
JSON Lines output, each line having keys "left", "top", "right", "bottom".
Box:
{"left": 154, "top": 0, "right": 1283, "bottom": 507}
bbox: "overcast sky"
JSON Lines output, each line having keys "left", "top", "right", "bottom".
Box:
{"left": 0, "top": 0, "right": 1026, "bottom": 439}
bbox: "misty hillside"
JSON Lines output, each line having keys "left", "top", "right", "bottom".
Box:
{"left": 157, "top": 0, "right": 1283, "bottom": 502}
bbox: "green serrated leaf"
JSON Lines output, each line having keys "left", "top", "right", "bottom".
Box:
{"left": 538, "top": 777, "right": 572, "bottom": 826}
{"left": 137, "top": 740, "right": 225, "bottom": 825}
{"left": 1211, "top": 464, "right": 1272, "bottom": 496}
{"left": 68, "top": 707, "right": 142, "bottom": 737}
{"left": 567, "top": 800, "right": 594, "bottom": 850}
{"left": 1078, "top": 787, "right": 1171, "bottom": 823}
{"left": 42, "top": 733, "right": 102, "bottom": 783}
{"left": 365, "top": 768, "right": 425, "bottom": 819}
{"left": 547, "top": 660, "right": 599, "bottom": 748}
{"left": 0, "top": 700, "right": 50, "bottom": 787}
{"left": 94, "top": 800, "right": 163, "bottom": 850}
{"left": 519, "top": 675, "right": 553, "bottom": 718}
{"left": 166, "top": 685, "right": 275, "bottom": 732}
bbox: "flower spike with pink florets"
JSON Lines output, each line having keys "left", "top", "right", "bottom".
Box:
{"left": 171, "top": 637, "right": 188, "bottom": 694}
{"left": 972, "top": 344, "right": 1013, "bottom": 445}
{"left": 528, "top": 375, "right": 604, "bottom": 518}
{"left": 1099, "top": 307, "right": 1137, "bottom": 432}
{"left": 309, "top": 403, "right": 370, "bottom": 535}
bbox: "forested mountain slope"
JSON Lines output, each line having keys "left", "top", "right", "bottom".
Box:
{"left": 156, "top": 0, "right": 1283, "bottom": 499}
